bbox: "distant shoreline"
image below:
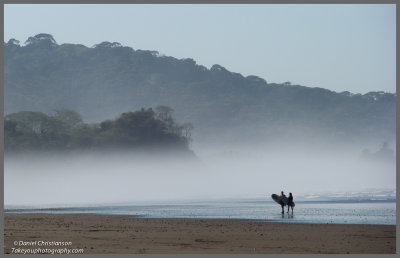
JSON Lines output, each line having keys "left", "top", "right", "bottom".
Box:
{"left": 4, "top": 214, "right": 395, "bottom": 254}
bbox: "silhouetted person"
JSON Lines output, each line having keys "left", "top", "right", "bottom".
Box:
{"left": 287, "top": 192, "right": 294, "bottom": 213}
{"left": 280, "top": 191, "right": 287, "bottom": 214}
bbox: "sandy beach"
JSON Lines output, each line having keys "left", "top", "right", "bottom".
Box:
{"left": 4, "top": 214, "right": 395, "bottom": 254}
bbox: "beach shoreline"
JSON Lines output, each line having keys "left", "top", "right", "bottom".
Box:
{"left": 4, "top": 213, "right": 396, "bottom": 254}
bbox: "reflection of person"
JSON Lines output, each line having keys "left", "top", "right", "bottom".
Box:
{"left": 287, "top": 192, "right": 294, "bottom": 213}
{"left": 280, "top": 191, "right": 287, "bottom": 214}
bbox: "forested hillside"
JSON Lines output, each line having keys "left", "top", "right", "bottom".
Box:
{"left": 4, "top": 34, "right": 396, "bottom": 146}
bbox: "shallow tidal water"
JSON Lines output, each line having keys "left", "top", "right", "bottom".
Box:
{"left": 6, "top": 199, "right": 395, "bottom": 225}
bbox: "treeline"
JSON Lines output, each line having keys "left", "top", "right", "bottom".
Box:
{"left": 4, "top": 106, "right": 193, "bottom": 153}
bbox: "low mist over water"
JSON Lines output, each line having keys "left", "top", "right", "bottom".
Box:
{"left": 5, "top": 142, "right": 395, "bottom": 206}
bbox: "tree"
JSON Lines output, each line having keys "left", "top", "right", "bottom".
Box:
{"left": 4, "top": 119, "right": 19, "bottom": 136}
{"left": 94, "top": 41, "right": 122, "bottom": 48}
{"left": 99, "top": 120, "right": 113, "bottom": 131}
{"left": 4, "top": 119, "right": 21, "bottom": 151}
{"left": 69, "top": 123, "right": 98, "bottom": 149}
{"left": 4, "top": 111, "right": 69, "bottom": 150}
{"left": 155, "top": 105, "right": 174, "bottom": 128}
{"left": 115, "top": 109, "right": 166, "bottom": 142}
{"left": 53, "top": 109, "right": 83, "bottom": 131}
{"left": 6, "top": 111, "right": 52, "bottom": 134}
{"left": 6, "top": 38, "right": 20, "bottom": 47}
{"left": 25, "top": 33, "right": 57, "bottom": 47}
{"left": 181, "top": 122, "right": 194, "bottom": 142}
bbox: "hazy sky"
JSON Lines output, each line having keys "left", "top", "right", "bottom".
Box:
{"left": 4, "top": 4, "right": 396, "bottom": 94}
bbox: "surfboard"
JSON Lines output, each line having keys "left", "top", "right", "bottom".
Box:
{"left": 271, "top": 194, "right": 288, "bottom": 206}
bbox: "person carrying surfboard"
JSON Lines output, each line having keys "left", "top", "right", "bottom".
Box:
{"left": 271, "top": 192, "right": 289, "bottom": 214}
{"left": 280, "top": 191, "right": 287, "bottom": 214}
{"left": 287, "top": 192, "right": 295, "bottom": 213}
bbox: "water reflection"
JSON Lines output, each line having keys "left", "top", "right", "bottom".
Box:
{"left": 282, "top": 213, "right": 294, "bottom": 219}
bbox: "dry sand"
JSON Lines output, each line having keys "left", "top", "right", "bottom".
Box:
{"left": 4, "top": 214, "right": 395, "bottom": 254}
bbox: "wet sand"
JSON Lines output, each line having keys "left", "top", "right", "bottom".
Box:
{"left": 4, "top": 214, "right": 395, "bottom": 254}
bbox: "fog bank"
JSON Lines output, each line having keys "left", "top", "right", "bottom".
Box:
{"left": 5, "top": 145, "right": 395, "bottom": 206}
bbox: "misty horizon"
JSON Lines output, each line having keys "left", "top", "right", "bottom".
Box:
{"left": 5, "top": 143, "right": 395, "bottom": 206}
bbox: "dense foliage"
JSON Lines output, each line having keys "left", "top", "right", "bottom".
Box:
{"left": 4, "top": 34, "right": 396, "bottom": 144}
{"left": 4, "top": 107, "right": 193, "bottom": 153}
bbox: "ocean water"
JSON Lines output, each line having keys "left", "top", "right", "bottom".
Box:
{"left": 5, "top": 199, "right": 396, "bottom": 225}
